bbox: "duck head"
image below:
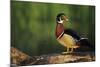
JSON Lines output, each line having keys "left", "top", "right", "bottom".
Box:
{"left": 56, "top": 13, "right": 68, "bottom": 24}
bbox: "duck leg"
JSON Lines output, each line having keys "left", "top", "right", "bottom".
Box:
{"left": 70, "top": 48, "right": 73, "bottom": 53}
{"left": 62, "top": 48, "right": 69, "bottom": 54}
{"left": 67, "top": 48, "right": 70, "bottom": 53}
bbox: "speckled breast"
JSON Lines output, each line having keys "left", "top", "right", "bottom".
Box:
{"left": 55, "top": 23, "right": 64, "bottom": 38}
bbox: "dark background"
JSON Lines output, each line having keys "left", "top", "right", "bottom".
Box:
{"left": 11, "top": 1, "right": 95, "bottom": 56}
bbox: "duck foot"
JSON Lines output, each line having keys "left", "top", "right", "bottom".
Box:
{"left": 61, "top": 52, "right": 72, "bottom": 55}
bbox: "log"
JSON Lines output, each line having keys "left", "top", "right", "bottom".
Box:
{"left": 11, "top": 47, "right": 95, "bottom": 66}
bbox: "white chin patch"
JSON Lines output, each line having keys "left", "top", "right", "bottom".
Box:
{"left": 58, "top": 20, "right": 63, "bottom": 23}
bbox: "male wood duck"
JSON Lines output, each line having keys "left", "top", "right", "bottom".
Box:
{"left": 55, "top": 13, "right": 93, "bottom": 54}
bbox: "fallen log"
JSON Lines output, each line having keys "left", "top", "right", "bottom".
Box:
{"left": 11, "top": 47, "right": 95, "bottom": 66}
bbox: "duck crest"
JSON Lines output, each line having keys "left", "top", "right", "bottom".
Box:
{"left": 56, "top": 23, "right": 64, "bottom": 39}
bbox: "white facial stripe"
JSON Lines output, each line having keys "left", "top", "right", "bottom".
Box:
{"left": 58, "top": 20, "right": 63, "bottom": 23}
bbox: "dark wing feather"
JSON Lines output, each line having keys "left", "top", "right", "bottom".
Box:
{"left": 64, "top": 29, "right": 81, "bottom": 40}
{"left": 77, "top": 38, "right": 95, "bottom": 51}
{"left": 78, "top": 38, "right": 94, "bottom": 48}
{"left": 64, "top": 29, "right": 94, "bottom": 51}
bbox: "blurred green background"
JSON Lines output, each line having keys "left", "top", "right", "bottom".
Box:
{"left": 11, "top": 1, "right": 95, "bottom": 56}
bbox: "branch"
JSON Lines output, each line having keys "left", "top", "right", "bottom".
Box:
{"left": 11, "top": 47, "right": 95, "bottom": 66}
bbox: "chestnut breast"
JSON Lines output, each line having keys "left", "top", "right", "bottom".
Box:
{"left": 56, "top": 23, "right": 64, "bottom": 38}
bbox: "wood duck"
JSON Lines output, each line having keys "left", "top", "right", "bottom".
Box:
{"left": 55, "top": 13, "right": 93, "bottom": 54}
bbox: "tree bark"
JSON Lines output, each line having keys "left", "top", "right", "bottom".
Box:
{"left": 11, "top": 47, "right": 95, "bottom": 66}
